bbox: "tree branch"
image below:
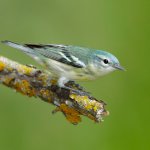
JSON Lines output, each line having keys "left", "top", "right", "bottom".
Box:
{"left": 0, "top": 56, "right": 109, "bottom": 124}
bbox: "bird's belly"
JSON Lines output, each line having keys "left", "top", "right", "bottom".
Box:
{"left": 46, "top": 59, "right": 95, "bottom": 80}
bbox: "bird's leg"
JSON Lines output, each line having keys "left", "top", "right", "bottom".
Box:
{"left": 58, "top": 77, "right": 69, "bottom": 88}
{"left": 58, "top": 77, "right": 90, "bottom": 96}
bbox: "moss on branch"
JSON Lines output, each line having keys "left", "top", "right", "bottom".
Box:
{"left": 0, "top": 56, "right": 109, "bottom": 124}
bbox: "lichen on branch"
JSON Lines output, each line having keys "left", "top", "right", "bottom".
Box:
{"left": 0, "top": 56, "right": 109, "bottom": 124}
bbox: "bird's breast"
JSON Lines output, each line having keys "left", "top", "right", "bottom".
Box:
{"left": 46, "top": 59, "right": 96, "bottom": 80}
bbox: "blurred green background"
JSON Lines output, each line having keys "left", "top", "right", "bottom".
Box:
{"left": 0, "top": 0, "right": 149, "bottom": 150}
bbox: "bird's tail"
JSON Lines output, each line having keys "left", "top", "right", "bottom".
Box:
{"left": 1, "top": 40, "right": 32, "bottom": 54}
{"left": 2, "top": 40, "right": 45, "bottom": 66}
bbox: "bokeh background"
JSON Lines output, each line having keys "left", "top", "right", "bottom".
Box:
{"left": 0, "top": 0, "right": 149, "bottom": 150}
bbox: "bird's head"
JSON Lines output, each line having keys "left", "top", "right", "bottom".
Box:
{"left": 91, "top": 50, "right": 125, "bottom": 76}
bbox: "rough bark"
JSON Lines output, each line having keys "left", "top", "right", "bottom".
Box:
{"left": 0, "top": 56, "right": 109, "bottom": 124}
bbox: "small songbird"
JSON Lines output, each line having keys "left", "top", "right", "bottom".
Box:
{"left": 2, "top": 41, "right": 124, "bottom": 90}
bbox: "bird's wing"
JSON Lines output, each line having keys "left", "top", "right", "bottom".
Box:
{"left": 24, "top": 44, "right": 90, "bottom": 68}
{"left": 2, "top": 41, "right": 91, "bottom": 68}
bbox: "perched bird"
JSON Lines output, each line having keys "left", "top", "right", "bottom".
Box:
{"left": 2, "top": 41, "right": 124, "bottom": 91}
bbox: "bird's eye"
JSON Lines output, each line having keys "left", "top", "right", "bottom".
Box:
{"left": 103, "top": 59, "right": 109, "bottom": 64}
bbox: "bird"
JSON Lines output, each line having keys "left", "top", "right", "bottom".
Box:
{"left": 2, "top": 40, "right": 125, "bottom": 92}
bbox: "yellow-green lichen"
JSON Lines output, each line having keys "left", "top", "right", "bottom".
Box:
{"left": 70, "top": 93, "right": 104, "bottom": 112}
{"left": 70, "top": 93, "right": 98, "bottom": 111}
{"left": 14, "top": 80, "right": 36, "bottom": 97}
{"left": 18, "top": 65, "right": 34, "bottom": 75}
{"left": 59, "top": 104, "right": 81, "bottom": 124}
{"left": 50, "top": 79, "right": 57, "bottom": 85}
{"left": 40, "top": 89, "right": 52, "bottom": 102}
{"left": 0, "top": 61, "right": 5, "bottom": 71}
{"left": 3, "top": 77, "right": 14, "bottom": 85}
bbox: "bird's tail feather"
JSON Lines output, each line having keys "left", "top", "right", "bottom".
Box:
{"left": 1, "top": 40, "right": 32, "bottom": 54}
{"left": 2, "top": 40, "right": 45, "bottom": 66}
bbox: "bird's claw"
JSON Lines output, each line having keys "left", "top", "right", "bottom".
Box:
{"left": 67, "top": 80, "right": 84, "bottom": 91}
{"left": 62, "top": 85, "right": 90, "bottom": 96}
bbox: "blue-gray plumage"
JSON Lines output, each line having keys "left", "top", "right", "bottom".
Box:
{"left": 2, "top": 40, "right": 124, "bottom": 88}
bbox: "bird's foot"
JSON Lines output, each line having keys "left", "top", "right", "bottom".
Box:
{"left": 66, "top": 80, "right": 84, "bottom": 90}
{"left": 58, "top": 77, "right": 90, "bottom": 96}
{"left": 62, "top": 85, "right": 90, "bottom": 96}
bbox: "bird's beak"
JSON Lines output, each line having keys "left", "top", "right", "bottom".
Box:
{"left": 113, "top": 64, "right": 125, "bottom": 71}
